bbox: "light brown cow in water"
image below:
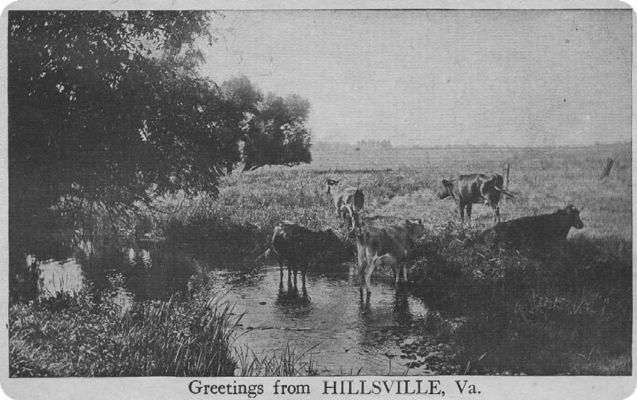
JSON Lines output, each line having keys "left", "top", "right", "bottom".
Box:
{"left": 325, "top": 178, "right": 364, "bottom": 230}
{"left": 355, "top": 219, "right": 425, "bottom": 295}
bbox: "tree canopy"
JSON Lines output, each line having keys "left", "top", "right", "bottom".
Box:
{"left": 242, "top": 93, "right": 312, "bottom": 171}
{"left": 9, "top": 11, "right": 229, "bottom": 259}
{"left": 9, "top": 11, "right": 313, "bottom": 265}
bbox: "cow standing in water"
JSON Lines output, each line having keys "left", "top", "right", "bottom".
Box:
{"left": 356, "top": 219, "right": 425, "bottom": 296}
{"left": 267, "top": 221, "right": 346, "bottom": 288}
{"left": 438, "top": 173, "right": 512, "bottom": 226}
{"left": 478, "top": 204, "right": 584, "bottom": 250}
{"left": 325, "top": 178, "right": 364, "bottom": 230}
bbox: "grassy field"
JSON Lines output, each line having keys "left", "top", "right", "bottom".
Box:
{"left": 170, "top": 143, "right": 631, "bottom": 244}
{"left": 10, "top": 143, "right": 632, "bottom": 376}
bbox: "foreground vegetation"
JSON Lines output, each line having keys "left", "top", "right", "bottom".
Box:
{"left": 409, "top": 227, "right": 631, "bottom": 374}
{"left": 10, "top": 273, "right": 238, "bottom": 376}
{"left": 10, "top": 144, "right": 632, "bottom": 376}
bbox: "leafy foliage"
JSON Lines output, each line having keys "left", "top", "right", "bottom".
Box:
{"left": 242, "top": 93, "right": 312, "bottom": 171}
{"left": 9, "top": 11, "right": 228, "bottom": 262}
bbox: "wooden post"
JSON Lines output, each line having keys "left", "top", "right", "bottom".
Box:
{"left": 600, "top": 158, "right": 614, "bottom": 180}
{"left": 504, "top": 162, "right": 510, "bottom": 190}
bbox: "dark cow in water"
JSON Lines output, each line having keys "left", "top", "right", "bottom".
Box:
{"left": 325, "top": 178, "right": 364, "bottom": 230}
{"left": 438, "top": 173, "right": 512, "bottom": 226}
{"left": 478, "top": 205, "right": 584, "bottom": 250}
{"left": 266, "top": 221, "right": 345, "bottom": 287}
{"left": 356, "top": 219, "right": 425, "bottom": 295}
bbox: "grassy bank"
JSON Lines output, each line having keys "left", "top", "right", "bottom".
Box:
{"left": 407, "top": 227, "right": 631, "bottom": 375}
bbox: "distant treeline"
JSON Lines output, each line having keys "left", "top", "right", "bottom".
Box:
{"left": 312, "top": 141, "right": 631, "bottom": 152}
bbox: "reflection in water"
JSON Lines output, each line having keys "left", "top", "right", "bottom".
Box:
{"left": 393, "top": 288, "right": 414, "bottom": 325}
{"left": 36, "top": 245, "right": 449, "bottom": 375}
{"left": 39, "top": 258, "right": 84, "bottom": 298}
{"left": 276, "top": 275, "right": 311, "bottom": 307}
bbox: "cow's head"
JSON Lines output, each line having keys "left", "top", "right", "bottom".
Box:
{"left": 437, "top": 179, "right": 454, "bottom": 199}
{"left": 405, "top": 218, "right": 425, "bottom": 241}
{"left": 557, "top": 204, "right": 584, "bottom": 230}
{"left": 325, "top": 178, "right": 339, "bottom": 194}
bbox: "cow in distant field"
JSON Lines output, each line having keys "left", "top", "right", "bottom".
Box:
{"left": 356, "top": 219, "right": 425, "bottom": 295}
{"left": 478, "top": 205, "right": 584, "bottom": 250}
{"left": 437, "top": 173, "right": 512, "bottom": 226}
{"left": 267, "top": 221, "right": 346, "bottom": 287}
{"left": 325, "top": 178, "right": 364, "bottom": 230}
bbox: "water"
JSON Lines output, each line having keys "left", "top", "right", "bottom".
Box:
{"left": 37, "top": 245, "right": 452, "bottom": 375}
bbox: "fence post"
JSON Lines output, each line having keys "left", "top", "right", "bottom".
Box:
{"left": 504, "top": 162, "right": 510, "bottom": 190}
{"left": 600, "top": 158, "right": 614, "bottom": 180}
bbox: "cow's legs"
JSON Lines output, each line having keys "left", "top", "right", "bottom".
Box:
{"left": 301, "top": 266, "right": 307, "bottom": 289}
{"left": 458, "top": 203, "right": 465, "bottom": 225}
{"left": 356, "top": 242, "right": 367, "bottom": 273}
{"left": 357, "top": 242, "right": 368, "bottom": 297}
{"left": 466, "top": 203, "right": 473, "bottom": 226}
{"left": 362, "top": 253, "right": 378, "bottom": 294}
{"left": 492, "top": 204, "right": 501, "bottom": 225}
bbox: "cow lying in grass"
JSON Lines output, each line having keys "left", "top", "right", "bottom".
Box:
{"left": 438, "top": 173, "right": 512, "bottom": 226}
{"left": 267, "top": 221, "right": 346, "bottom": 288}
{"left": 325, "top": 178, "right": 364, "bottom": 230}
{"left": 355, "top": 219, "right": 425, "bottom": 295}
{"left": 477, "top": 204, "right": 584, "bottom": 250}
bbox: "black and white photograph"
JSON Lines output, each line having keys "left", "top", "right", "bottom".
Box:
{"left": 2, "top": 1, "right": 634, "bottom": 399}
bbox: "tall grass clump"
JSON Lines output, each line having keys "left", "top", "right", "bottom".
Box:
{"left": 234, "top": 343, "right": 319, "bottom": 377}
{"left": 9, "top": 274, "right": 240, "bottom": 377}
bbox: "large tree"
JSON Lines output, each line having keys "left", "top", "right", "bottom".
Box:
{"left": 9, "top": 11, "right": 233, "bottom": 267}
{"left": 242, "top": 93, "right": 312, "bottom": 171}
{"left": 217, "top": 75, "right": 263, "bottom": 174}
{"left": 9, "top": 12, "right": 314, "bottom": 280}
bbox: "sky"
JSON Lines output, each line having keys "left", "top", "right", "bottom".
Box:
{"left": 198, "top": 9, "right": 632, "bottom": 147}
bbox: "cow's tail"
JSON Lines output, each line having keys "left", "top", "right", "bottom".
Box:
{"left": 489, "top": 174, "right": 513, "bottom": 197}
{"left": 255, "top": 248, "right": 272, "bottom": 263}
{"left": 353, "top": 189, "right": 364, "bottom": 212}
{"left": 494, "top": 187, "right": 514, "bottom": 197}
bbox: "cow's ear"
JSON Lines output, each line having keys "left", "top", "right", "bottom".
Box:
{"left": 441, "top": 178, "right": 449, "bottom": 185}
